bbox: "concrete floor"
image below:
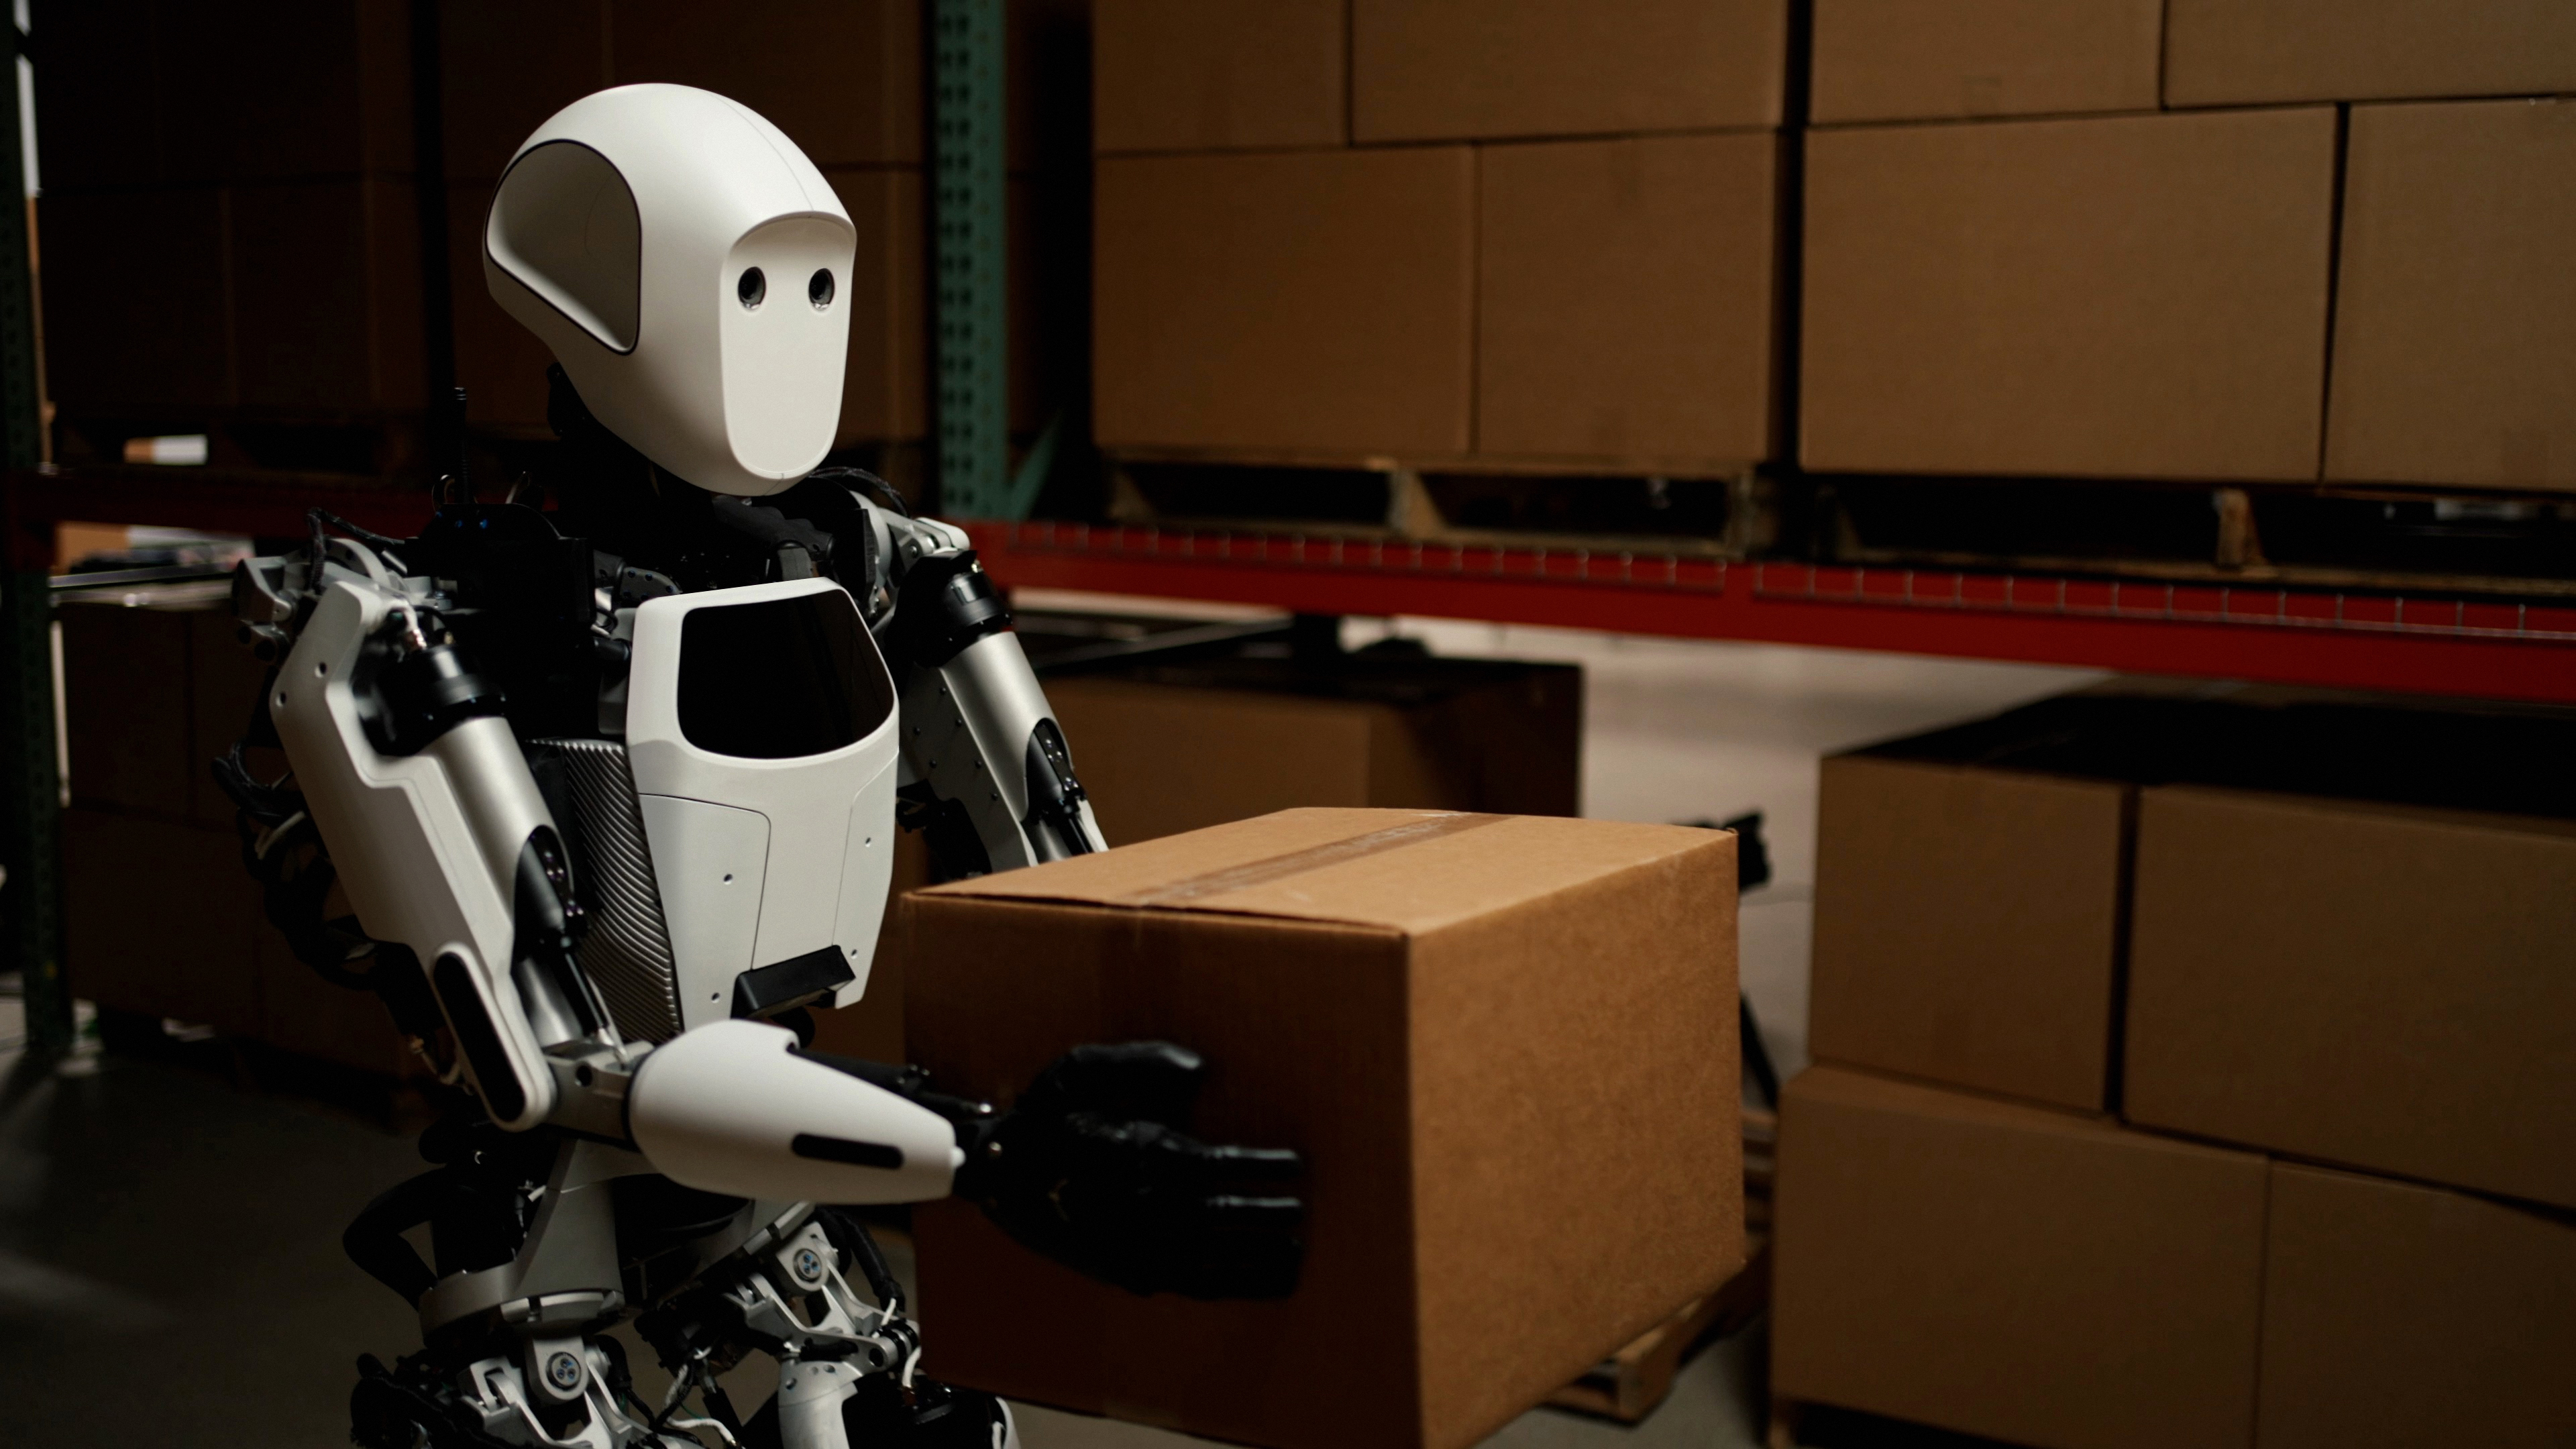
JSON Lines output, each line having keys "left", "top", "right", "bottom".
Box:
{"left": 0, "top": 623, "right": 2096, "bottom": 1446}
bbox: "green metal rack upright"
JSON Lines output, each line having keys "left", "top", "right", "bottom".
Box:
{"left": 0, "top": 19, "right": 62, "bottom": 1059}
{"left": 932, "top": 0, "right": 1010, "bottom": 519}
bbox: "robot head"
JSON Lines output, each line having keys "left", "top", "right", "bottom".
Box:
{"left": 484, "top": 84, "right": 855, "bottom": 497}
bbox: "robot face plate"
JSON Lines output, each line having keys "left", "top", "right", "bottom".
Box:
{"left": 623, "top": 579, "right": 902, "bottom": 1030}
{"left": 722, "top": 215, "right": 854, "bottom": 478}
{"left": 484, "top": 85, "right": 856, "bottom": 496}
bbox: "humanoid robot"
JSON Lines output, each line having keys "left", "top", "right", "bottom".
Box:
{"left": 219, "top": 85, "right": 1302, "bottom": 1448}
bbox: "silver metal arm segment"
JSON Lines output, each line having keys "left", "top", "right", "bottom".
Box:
{"left": 869, "top": 513, "right": 1108, "bottom": 879}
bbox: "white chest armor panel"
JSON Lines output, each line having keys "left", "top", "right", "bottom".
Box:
{"left": 582, "top": 577, "right": 900, "bottom": 1037}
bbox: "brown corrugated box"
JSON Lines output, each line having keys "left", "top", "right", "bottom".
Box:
{"left": 1093, "top": 147, "right": 1475, "bottom": 458}
{"left": 2325, "top": 98, "right": 2576, "bottom": 492}
{"left": 1809, "top": 753, "right": 2129, "bottom": 1112}
{"left": 2123, "top": 786, "right": 2576, "bottom": 1211}
{"left": 33, "top": 0, "right": 413, "bottom": 191}
{"left": 1477, "top": 133, "right": 1782, "bottom": 465}
{"left": 1043, "top": 657, "right": 1580, "bottom": 845}
{"left": 904, "top": 808, "right": 1741, "bottom": 1449}
{"left": 1801, "top": 107, "right": 2338, "bottom": 482}
{"left": 60, "top": 600, "right": 197, "bottom": 816}
{"left": 2165, "top": 0, "right": 2576, "bottom": 109}
{"left": 1809, "top": 0, "right": 2164, "bottom": 125}
{"left": 66, "top": 810, "right": 263, "bottom": 1037}
{"left": 1351, "top": 0, "right": 1786, "bottom": 142}
{"left": 1772, "top": 1065, "right": 2268, "bottom": 1449}
{"left": 610, "top": 0, "right": 922, "bottom": 168}
{"left": 2259, "top": 1163, "right": 2576, "bottom": 1448}
{"left": 42, "top": 178, "right": 423, "bottom": 417}
{"left": 1093, "top": 0, "right": 1346, "bottom": 154}
{"left": 441, "top": 0, "right": 921, "bottom": 180}
{"left": 38, "top": 189, "right": 233, "bottom": 414}
{"left": 229, "top": 179, "right": 425, "bottom": 413}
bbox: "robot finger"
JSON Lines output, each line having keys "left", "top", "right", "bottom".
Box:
{"left": 1028, "top": 1040, "right": 1207, "bottom": 1124}
{"left": 1164, "top": 1140, "right": 1305, "bottom": 1187}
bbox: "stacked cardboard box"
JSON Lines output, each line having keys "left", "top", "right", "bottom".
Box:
{"left": 35, "top": 1, "right": 1084, "bottom": 465}
{"left": 437, "top": 0, "right": 930, "bottom": 442}
{"left": 58, "top": 594, "right": 419, "bottom": 1075}
{"left": 1777, "top": 686, "right": 2576, "bottom": 1446}
{"left": 34, "top": 0, "right": 427, "bottom": 469}
{"left": 1091, "top": 0, "right": 1789, "bottom": 471}
{"left": 1803, "top": 0, "right": 2576, "bottom": 490}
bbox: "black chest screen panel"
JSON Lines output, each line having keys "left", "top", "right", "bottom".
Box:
{"left": 676, "top": 588, "right": 896, "bottom": 759}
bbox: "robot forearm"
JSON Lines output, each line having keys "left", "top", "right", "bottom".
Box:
{"left": 871, "top": 514, "right": 1107, "bottom": 877}
{"left": 260, "top": 552, "right": 612, "bottom": 1130}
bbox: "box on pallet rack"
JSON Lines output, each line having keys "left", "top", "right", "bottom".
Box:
{"left": 1801, "top": 107, "right": 2339, "bottom": 484}
{"left": 58, "top": 593, "right": 419, "bottom": 1074}
{"left": 1809, "top": 0, "right": 2164, "bottom": 125}
{"left": 1091, "top": 0, "right": 1788, "bottom": 474}
{"left": 439, "top": 0, "right": 933, "bottom": 439}
{"left": 1091, "top": 0, "right": 1348, "bottom": 154}
{"left": 2325, "top": 97, "right": 2576, "bottom": 492}
{"left": 2164, "top": 0, "right": 2576, "bottom": 108}
{"left": 1350, "top": 0, "right": 1786, "bottom": 142}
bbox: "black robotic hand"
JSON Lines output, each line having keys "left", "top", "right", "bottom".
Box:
{"left": 953, "top": 1042, "right": 1305, "bottom": 1300}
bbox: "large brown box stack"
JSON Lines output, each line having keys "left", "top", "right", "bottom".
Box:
{"left": 1803, "top": 0, "right": 2576, "bottom": 491}
{"left": 34, "top": 0, "right": 427, "bottom": 470}
{"left": 1778, "top": 685, "right": 2576, "bottom": 1446}
{"left": 903, "top": 808, "right": 1741, "bottom": 1449}
{"left": 1092, "top": 0, "right": 1788, "bottom": 470}
{"left": 1803, "top": 1, "right": 2335, "bottom": 482}
{"left": 58, "top": 594, "right": 417, "bottom": 1075}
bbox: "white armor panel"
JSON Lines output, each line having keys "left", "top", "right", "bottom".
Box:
{"left": 623, "top": 577, "right": 901, "bottom": 1028}
{"left": 484, "top": 83, "right": 857, "bottom": 497}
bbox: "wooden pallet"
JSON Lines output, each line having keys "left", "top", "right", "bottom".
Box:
{"left": 1549, "top": 1234, "right": 1773, "bottom": 1422}
{"left": 1820, "top": 473, "right": 2576, "bottom": 600}
{"left": 1548, "top": 1107, "right": 1778, "bottom": 1424}
{"left": 1103, "top": 450, "right": 1766, "bottom": 559}
{"left": 1097, "top": 451, "right": 2576, "bottom": 604}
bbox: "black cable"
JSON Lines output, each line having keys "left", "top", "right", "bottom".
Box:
{"left": 303, "top": 506, "right": 405, "bottom": 553}
{"left": 808, "top": 465, "right": 910, "bottom": 518}
{"left": 814, "top": 1205, "right": 906, "bottom": 1316}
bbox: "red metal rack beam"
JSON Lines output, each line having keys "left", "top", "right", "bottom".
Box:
{"left": 967, "top": 522, "right": 2576, "bottom": 706}
{"left": 8, "top": 471, "right": 2567, "bottom": 706}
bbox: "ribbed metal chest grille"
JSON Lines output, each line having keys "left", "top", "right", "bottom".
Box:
{"left": 535, "top": 737, "right": 683, "bottom": 1043}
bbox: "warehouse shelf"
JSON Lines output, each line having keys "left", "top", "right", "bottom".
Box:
{"left": 7, "top": 465, "right": 2570, "bottom": 706}
{"left": 965, "top": 521, "right": 2576, "bottom": 706}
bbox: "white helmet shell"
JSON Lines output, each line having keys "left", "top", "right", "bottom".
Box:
{"left": 484, "top": 84, "right": 855, "bottom": 498}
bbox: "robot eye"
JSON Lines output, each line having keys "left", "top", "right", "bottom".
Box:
{"left": 809, "top": 269, "right": 835, "bottom": 309}
{"left": 737, "top": 267, "right": 766, "bottom": 310}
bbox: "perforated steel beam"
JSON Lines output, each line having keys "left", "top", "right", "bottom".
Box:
{"left": 931, "top": 0, "right": 1010, "bottom": 519}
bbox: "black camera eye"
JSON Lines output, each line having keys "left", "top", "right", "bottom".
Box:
{"left": 809, "top": 269, "right": 835, "bottom": 309}
{"left": 737, "top": 268, "right": 766, "bottom": 309}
